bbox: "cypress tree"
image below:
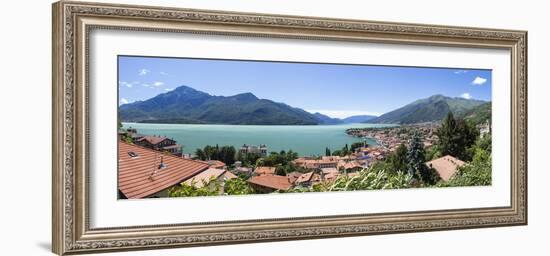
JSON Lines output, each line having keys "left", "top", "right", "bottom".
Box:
{"left": 406, "top": 132, "right": 438, "bottom": 184}
{"left": 407, "top": 132, "right": 426, "bottom": 178}
{"left": 325, "top": 147, "right": 331, "bottom": 156}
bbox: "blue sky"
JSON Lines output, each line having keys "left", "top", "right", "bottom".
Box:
{"left": 118, "top": 56, "right": 492, "bottom": 118}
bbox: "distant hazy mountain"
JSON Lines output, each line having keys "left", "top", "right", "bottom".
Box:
{"left": 341, "top": 115, "right": 377, "bottom": 123}
{"left": 312, "top": 112, "right": 344, "bottom": 124}
{"left": 119, "top": 85, "right": 320, "bottom": 125}
{"left": 366, "top": 95, "right": 487, "bottom": 124}
{"left": 312, "top": 113, "right": 379, "bottom": 125}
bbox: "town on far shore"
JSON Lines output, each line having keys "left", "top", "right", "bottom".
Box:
{"left": 117, "top": 111, "right": 492, "bottom": 199}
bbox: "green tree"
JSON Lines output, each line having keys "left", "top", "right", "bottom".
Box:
{"left": 202, "top": 145, "right": 216, "bottom": 160}
{"left": 276, "top": 163, "right": 297, "bottom": 176}
{"left": 195, "top": 148, "right": 206, "bottom": 160}
{"left": 325, "top": 147, "right": 331, "bottom": 156}
{"left": 237, "top": 152, "right": 262, "bottom": 167}
{"left": 331, "top": 144, "right": 352, "bottom": 157}
{"left": 350, "top": 141, "right": 365, "bottom": 152}
{"left": 437, "top": 112, "right": 479, "bottom": 161}
{"left": 425, "top": 145, "right": 442, "bottom": 161}
{"left": 388, "top": 144, "right": 408, "bottom": 173}
{"left": 472, "top": 133, "right": 492, "bottom": 154}
{"left": 219, "top": 146, "right": 236, "bottom": 165}
{"left": 262, "top": 150, "right": 298, "bottom": 167}
{"left": 286, "top": 150, "right": 298, "bottom": 162}
{"left": 194, "top": 145, "right": 237, "bottom": 165}
{"left": 407, "top": 132, "right": 438, "bottom": 184}
{"left": 122, "top": 135, "right": 133, "bottom": 144}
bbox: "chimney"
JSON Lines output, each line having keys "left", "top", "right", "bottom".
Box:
{"left": 158, "top": 156, "right": 166, "bottom": 169}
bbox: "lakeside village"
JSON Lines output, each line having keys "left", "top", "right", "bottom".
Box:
{"left": 118, "top": 113, "right": 492, "bottom": 199}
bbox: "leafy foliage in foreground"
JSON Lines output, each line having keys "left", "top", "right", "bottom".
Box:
{"left": 438, "top": 146, "right": 492, "bottom": 187}
{"left": 169, "top": 177, "right": 255, "bottom": 197}
{"left": 168, "top": 177, "right": 220, "bottom": 197}
{"left": 287, "top": 168, "right": 413, "bottom": 193}
{"left": 223, "top": 178, "right": 255, "bottom": 195}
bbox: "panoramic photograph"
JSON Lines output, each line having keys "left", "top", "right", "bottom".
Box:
{"left": 117, "top": 56, "right": 492, "bottom": 199}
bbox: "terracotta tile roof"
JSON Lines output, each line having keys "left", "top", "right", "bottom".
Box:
{"left": 254, "top": 166, "right": 276, "bottom": 175}
{"left": 295, "top": 172, "right": 314, "bottom": 184}
{"left": 223, "top": 171, "right": 238, "bottom": 179}
{"left": 234, "top": 167, "right": 252, "bottom": 173}
{"left": 343, "top": 161, "right": 363, "bottom": 170}
{"left": 207, "top": 160, "right": 226, "bottom": 169}
{"left": 286, "top": 171, "right": 302, "bottom": 184}
{"left": 323, "top": 172, "right": 340, "bottom": 181}
{"left": 118, "top": 141, "right": 209, "bottom": 199}
{"left": 137, "top": 136, "right": 170, "bottom": 145}
{"left": 129, "top": 133, "right": 145, "bottom": 139}
{"left": 311, "top": 173, "right": 322, "bottom": 183}
{"left": 248, "top": 175, "right": 293, "bottom": 191}
{"left": 295, "top": 158, "right": 338, "bottom": 169}
{"left": 317, "top": 159, "right": 338, "bottom": 165}
{"left": 425, "top": 155, "right": 466, "bottom": 181}
{"left": 304, "top": 162, "right": 318, "bottom": 169}
{"left": 321, "top": 168, "right": 339, "bottom": 175}
{"left": 184, "top": 168, "right": 227, "bottom": 188}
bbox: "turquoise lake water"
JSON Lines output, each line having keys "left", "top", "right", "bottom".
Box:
{"left": 122, "top": 123, "right": 396, "bottom": 156}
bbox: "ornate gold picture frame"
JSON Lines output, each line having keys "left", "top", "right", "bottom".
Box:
{"left": 52, "top": 1, "right": 527, "bottom": 255}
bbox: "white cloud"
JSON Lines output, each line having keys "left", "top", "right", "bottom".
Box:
{"left": 454, "top": 70, "right": 468, "bottom": 74}
{"left": 307, "top": 110, "right": 381, "bottom": 119}
{"left": 153, "top": 81, "right": 164, "bottom": 87}
{"left": 460, "top": 93, "right": 472, "bottom": 99}
{"left": 160, "top": 71, "right": 168, "bottom": 75}
{"left": 119, "top": 98, "right": 129, "bottom": 105}
{"left": 138, "top": 69, "right": 150, "bottom": 76}
{"left": 141, "top": 83, "right": 150, "bottom": 88}
{"left": 472, "top": 76, "right": 487, "bottom": 85}
{"left": 119, "top": 81, "right": 139, "bottom": 88}
{"left": 165, "top": 88, "right": 174, "bottom": 92}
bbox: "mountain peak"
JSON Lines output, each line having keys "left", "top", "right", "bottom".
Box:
{"left": 366, "top": 94, "right": 486, "bottom": 124}
{"left": 428, "top": 94, "right": 447, "bottom": 100}
{"left": 174, "top": 85, "right": 200, "bottom": 93}
{"left": 230, "top": 92, "right": 259, "bottom": 101}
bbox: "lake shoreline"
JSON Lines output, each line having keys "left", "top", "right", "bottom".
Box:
{"left": 122, "top": 122, "right": 395, "bottom": 156}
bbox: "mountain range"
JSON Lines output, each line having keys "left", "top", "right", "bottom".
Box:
{"left": 120, "top": 86, "right": 319, "bottom": 125}
{"left": 120, "top": 85, "right": 378, "bottom": 125}
{"left": 365, "top": 94, "right": 487, "bottom": 124}
{"left": 119, "top": 85, "right": 487, "bottom": 125}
